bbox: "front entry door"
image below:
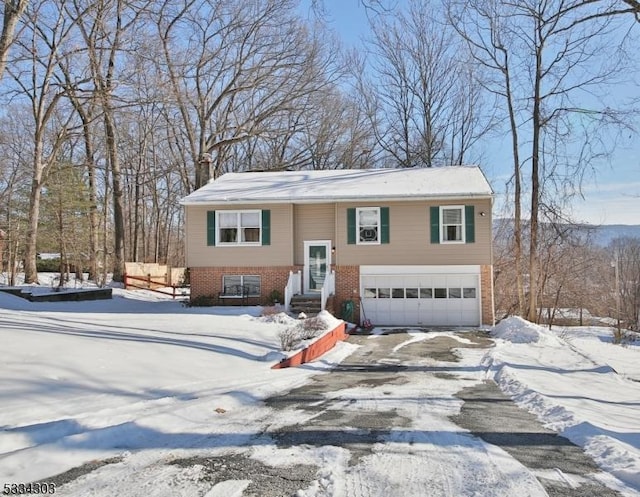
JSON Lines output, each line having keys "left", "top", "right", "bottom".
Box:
{"left": 304, "top": 240, "right": 331, "bottom": 293}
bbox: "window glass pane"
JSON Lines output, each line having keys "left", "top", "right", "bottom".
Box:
{"left": 359, "top": 209, "right": 378, "bottom": 225}
{"left": 243, "top": 275, "right": 261, "bottom": 296}
{"left": 449, "top": 288, "right": 462, "bottom": 299}
{"left": 219, "top": 228, "right": 237, "bottom": 243}
{"left": 242, "top": 227, "right": 260, "bottom": 242}
{"left": 364, "top": 288, "right": 377, "bottom": 298}
{"left": 223, "top": 275, "right": 241, "bottom": 293}
{"left": 219, "top": 212, "right": 237, "bottom": 227}
{"left": 392, "top": 288, "right": 405, "bottom": 298}
{"left": 434, "top": 288, "right": 447, "bottom": 299}
{"left": 442, "top": 208, "right": 462, "bottom": 224}
{"left": 444, "top": 225, "right": 462, "bottom": 241}
{"left": 378, "top": 288, "right": 390, "bottom": 299}
{"left": 241, "top": 212, "right": 260, "bottom": 227}
{"left": 359, "top": 227, "right": 378, "bottom": 242}
{"left": 420, "top": 288, "right": 432, "bottom": 298}
{"left": 463, "top": 288, "right": 477, "bottom": 298}
{"left": 406, "top": 288, "right": 419, "bottom": 298}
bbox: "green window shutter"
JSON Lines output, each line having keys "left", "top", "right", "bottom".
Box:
{"left": 207, "top": 210, "right": 216, "bottom": 246}
{"left": 380, "top": 207, "right": 390, "bottom": 244}
{"left": 347, "top": 208, "right": 356, "bottom": 244}
{"left": 261, "top": 209, "right": 271, "bottom": 246}
{"left": 430, "top": 206, "right": 440, "bottom": 244}
{"left": 465, "top": 205, "right": 475, "bottom": 243}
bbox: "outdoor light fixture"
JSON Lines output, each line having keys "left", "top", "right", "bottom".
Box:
{"left": 479, "top": 211, "right": 486, "bottom": 216}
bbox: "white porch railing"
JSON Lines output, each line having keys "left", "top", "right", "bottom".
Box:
{"left": 284, "top": 270, "right": 301, "bottom": 312}
{"left": 320, "top": 269, "right": 336, "bottom": 311}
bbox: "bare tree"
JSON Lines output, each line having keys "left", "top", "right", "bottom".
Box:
{"left": 0, "top": 109, "right": 31, "bottom": 284}
{"left": 362, "top": 0, "right": 492, "bottom": 168}
{"left": 610, "top": 237, "right": 640, "bottom": 330}
{"left": 449, "top": 0, "right": 527, "bottom": 314}
{"left": 7, "top": 1, "right": 77, "bottom": 283}
{"left": 152, "top": 0, "right": 342, "bottom": 189}
{"left": 450, "top": 0, "right": 637, "bottom": 322}
{"left": 65, "top": 0, "right": 151, "bottom": 282}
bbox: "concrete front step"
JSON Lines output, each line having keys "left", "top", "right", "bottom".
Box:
{"left": 290, "top": 294, "right": 322, "bottom": 316}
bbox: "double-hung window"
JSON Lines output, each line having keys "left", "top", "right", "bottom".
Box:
{"left": 217, "top": 210, "right": 261, "bottom": 245}
{"left": 441, "top": 206, "right": 464, "bottom": 243}
{"left": 357, "top": 207, "right": 380, "bottom": 244}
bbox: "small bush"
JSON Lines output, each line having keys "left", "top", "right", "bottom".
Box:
{"left": 297, "top": 316, "right": 327, "bottom": 339}
{"left": 268, "top": 289, "right": 282, "bottom": 305}
{"left": 279, "top": 326, "right": 300, "bottom": 351}
{"left": 187, "top": 294, "right": 216, "bottom": 307}
{"left": 36, "top": 258, "right": 61, "bottom": 272}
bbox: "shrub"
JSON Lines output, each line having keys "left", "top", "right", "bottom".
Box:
{"left": 279, "top": 326, "right": 300, "bottom": 351}
{"left": 297, "top": 316, "right": 327, "bottom": 339}
{"left": 187, "top": 294, "right": 216, "bottom": 307}
{"left": 36, "top": 258, "right": 61, "bottom": 272}
{"left": 268, "top": 289, "right": 282, "bottom": 305}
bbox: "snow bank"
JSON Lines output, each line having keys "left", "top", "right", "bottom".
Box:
{"left": 492, "top": 316, "right": 544, "bottom": 343}
{"left": 487, "top": 317, "right": 640, "bottom": 494}
{"left": 492, "top": 316, "right": 563, "bottom": 346}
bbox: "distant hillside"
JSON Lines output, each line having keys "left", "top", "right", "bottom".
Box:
{"left": 586, "top": 224, "right": 640, "bottom": 246}
{"left": 494, "top": 219, "right": 640, "bottom": 246}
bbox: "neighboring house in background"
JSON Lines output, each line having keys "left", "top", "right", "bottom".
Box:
{"left": 180, "top": 166, "right": 495, "bottom": 326}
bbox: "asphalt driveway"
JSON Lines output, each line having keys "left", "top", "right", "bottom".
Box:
{"left": 48, "top": 330, "right": 623, "bottom": 496}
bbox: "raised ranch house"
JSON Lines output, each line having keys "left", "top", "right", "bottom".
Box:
{"left": 180, "top": 167, "right": 495, "bottom": 326}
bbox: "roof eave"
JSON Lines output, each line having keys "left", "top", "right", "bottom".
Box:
{"left": 180, "top": 193, "right": 494, "bottom": 206}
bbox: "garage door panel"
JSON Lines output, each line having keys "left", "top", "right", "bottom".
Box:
{"left": 360, "top": 268, "right": 480, "bottom": 327}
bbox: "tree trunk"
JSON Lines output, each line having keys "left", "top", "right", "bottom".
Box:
{"left": 527, "top": 40, "right": 543, "bottom": 323}
{"left": 105, "top": 107, "right": 126, "bottom": 282}
{"left": 0, "top": 0, "right": 28, "bottom": 80}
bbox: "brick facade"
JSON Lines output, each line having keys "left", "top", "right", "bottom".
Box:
{"left": 334, "top": 265, "right": 360, "bottom": 323}
{"left": 480, "top": 264, "right": 495, "bottom": 326}
{"left": 191, "top": 263, "right": 495, "bottom": 327}
{"left": 190, "top": 266, "right": 298, "bottom": 304}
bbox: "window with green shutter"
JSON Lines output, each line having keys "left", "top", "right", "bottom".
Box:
{"left": 348, "top": 207, "right": 390, "bottom": 245}
{"left": 210, "top": 209, "right": 268, "bottom": 246}
{"left": 431, "top": 205, "right": 475, "bottom": 244}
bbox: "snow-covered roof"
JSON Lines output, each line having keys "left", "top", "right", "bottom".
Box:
{"left": 180, "top": 166, "right": 493, "bottom": 205}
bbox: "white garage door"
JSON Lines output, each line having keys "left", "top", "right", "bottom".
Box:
{"left": 360, "top": 266, "right": 481, "bottom": 326}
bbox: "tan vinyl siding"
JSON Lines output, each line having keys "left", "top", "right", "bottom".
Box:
{"left": 293, "top": 203, "right": 335, "bottom": 265}
{"left": 335, "top": 200, "right": 492, "bottom": 266}
{"left": 185, "top": 204, "right": 293, "bottom": 267}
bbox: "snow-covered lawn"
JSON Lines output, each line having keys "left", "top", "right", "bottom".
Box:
{"left": 1, "top": 285, "right": 639, "bottom": 496}
{"left": 0, "top": 288, "right": 353, "bottom": 485}
{"left": 489, "top": 317, "right": 640, "bottom": 493}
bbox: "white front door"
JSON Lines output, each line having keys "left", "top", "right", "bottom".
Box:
{"left": 304, "top": 240, "right": 332, "bottom": 293}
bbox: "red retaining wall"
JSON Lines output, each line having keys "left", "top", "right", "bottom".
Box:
{"left": 272, "top": 321, "right": 348, "bottom": 369}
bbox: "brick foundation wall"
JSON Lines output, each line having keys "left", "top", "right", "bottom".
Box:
{"left": 190, "top": 266, "right": 298, "bottom": 305}
{"left": 481, "top": 264, "right": 495, "bottom": 326}
{"left": 191, "top": 263, "right": 494, "bottom": 327}
{"left": 334, "top": 265, "right": 360, "bottom": 324}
